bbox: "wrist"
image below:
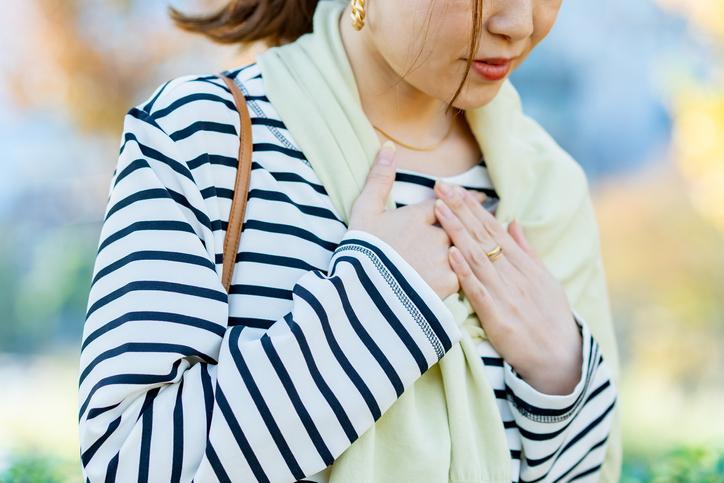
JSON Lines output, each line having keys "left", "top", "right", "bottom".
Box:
{"left": 524, "top": 345, "right": 582, "bottom": 395}
{"left": 513, "top": 318, "right": 583, "bottom": 395}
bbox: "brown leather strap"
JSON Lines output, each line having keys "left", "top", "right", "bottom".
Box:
{"left": 218, "top": 73, "right": 253, "bottom": 294}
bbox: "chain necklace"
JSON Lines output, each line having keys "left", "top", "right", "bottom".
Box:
{"left": 372, "top": 114, "right": 457, "bottom": 152}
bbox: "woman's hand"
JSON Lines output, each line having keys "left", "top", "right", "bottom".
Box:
{"left": 433, "top": 180, "right": 582, "bottom": 395}
{"left": 348, "top": 142, "right": 461, "bottom": 300}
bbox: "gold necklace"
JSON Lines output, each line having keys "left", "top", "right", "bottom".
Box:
{"left": 372, "top": 114, "right": 457, "bottom": 152}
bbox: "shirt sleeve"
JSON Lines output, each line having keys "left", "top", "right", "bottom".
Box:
{"left": 78, "top": 97, "right": 462, "bottom": 483}
{"left": 503, "top": 309, "right": 618, "bottom": 482}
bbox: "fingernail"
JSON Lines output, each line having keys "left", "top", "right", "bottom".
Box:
{"left": 378, "top": 141, "right": 396, "bottom": 165}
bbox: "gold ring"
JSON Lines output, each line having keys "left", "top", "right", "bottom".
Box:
{"left": 485, "top": 244, "right": 503, "bottom": 262}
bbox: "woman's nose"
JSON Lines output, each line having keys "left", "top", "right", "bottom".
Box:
{"left": 486, "top": 0, "right": 535, "bottom": 43}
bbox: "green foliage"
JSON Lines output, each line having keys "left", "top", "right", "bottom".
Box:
{"left": 623, "top": 446, "right": 724, "bottom": 483}
{"left": 650, "top": 447, "right": 724, "bottom": 483}
{"left": 0, "top": 224, "right": 98, "bottom": 353}
{"left": 2, "top": 447, "right": 721, "bottom": 483}
{"left": 0, "top": 454, "right": 80, "bottom": 483}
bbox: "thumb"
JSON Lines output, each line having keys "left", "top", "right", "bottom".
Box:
{"left": 355, "top": 141, "right": 397, "bottom": 216}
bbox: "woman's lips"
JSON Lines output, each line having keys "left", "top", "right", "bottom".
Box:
{"left": 472, "top": 59, "right": 512, "bottom": 81}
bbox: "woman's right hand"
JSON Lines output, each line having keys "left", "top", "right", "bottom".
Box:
{"left": 347, "top": 141, "right": 460, "bottom": 301}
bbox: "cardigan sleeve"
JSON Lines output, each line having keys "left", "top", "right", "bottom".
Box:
{"left": 78, "top": 98, "right": 462, "bottom": 483}
{"left": 503, "top": 309, "right": 618, "bottom": 482}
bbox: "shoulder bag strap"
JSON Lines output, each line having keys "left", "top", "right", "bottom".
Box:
{"left": 218, "top": 72, "right": 253, "bottom": 294}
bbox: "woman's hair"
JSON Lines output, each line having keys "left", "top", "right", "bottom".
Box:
{"left": 169, "top": 0, "right": 483, "bottom": 110}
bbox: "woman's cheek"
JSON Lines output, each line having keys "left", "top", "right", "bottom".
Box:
{"left": 532, "top": 4, "right": 563, "bottom": 45}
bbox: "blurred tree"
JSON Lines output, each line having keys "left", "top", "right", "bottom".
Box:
{"left": 673, "top": 88, "right": 724, "bottom": 234}
{"left": 3, "top": 0, "right": 238, "bottom": 135}
{"left": 653, "top": 0, "right": 724, "bottom": 236}
{"left": 656, "top": 0, "right": 724, "bottom": 40}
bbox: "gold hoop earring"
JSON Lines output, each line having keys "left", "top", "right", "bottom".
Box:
{"left": 350, "top": 0, "right": 366, "bottom": 31}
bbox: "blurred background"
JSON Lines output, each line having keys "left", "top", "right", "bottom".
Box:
{"left": 0, "top": 0, "right": 722, "bottom": 481}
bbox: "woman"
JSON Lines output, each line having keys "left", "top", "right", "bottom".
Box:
{"left": 78, "top": 0, "right": 619, "bottom": 482}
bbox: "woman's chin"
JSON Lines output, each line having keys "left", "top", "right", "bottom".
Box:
{"left": 451, "top": 83, "right": 505, "bottom": 111}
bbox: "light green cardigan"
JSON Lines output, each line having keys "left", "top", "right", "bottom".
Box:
{"left": 256, "top": 1, "right": 622, "bottom": 481}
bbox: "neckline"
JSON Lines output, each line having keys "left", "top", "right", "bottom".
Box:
{"left": 396, "top": 157, "right": 485, "bottom": 182}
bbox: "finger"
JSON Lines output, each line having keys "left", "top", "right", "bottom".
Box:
{"left": 435, "top": 182, "right": 520, "bottom": 281}
{"left": 448, "top": 245, "right": 497, "bottom": 324}
{"left": 354, "top": 141, "right": 397, "bottom": 216}
{"left": 473, "top": 191, "right": 486, "bottom": 203}
{"left": 460, "top": 188, "right": 530, "bottom": 272}
{"left": 434, "top": 180, "right": 495, "bottom": 248}
{"left": 434, "top": 197, "right": 500, "bottom": 286}
{"left": 508, "top": 218, "right": 534, "bottom": 256}
{"left": 402, "top": 198, "right": 438, "bottom": 225}
{"left": 508, "top": 218, "right": 543, "bottom": 267}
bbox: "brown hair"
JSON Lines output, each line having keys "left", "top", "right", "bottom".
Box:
{"left": 169, "top": 0, "right": 483, "bottom": 111}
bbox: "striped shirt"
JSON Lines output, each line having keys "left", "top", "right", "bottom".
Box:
{"left": 79, "top": 61, "right": 617, "bottom": 483}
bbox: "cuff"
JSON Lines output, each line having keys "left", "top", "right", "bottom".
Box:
{"left": 330, "top": 229, "right": 463, "bottom": 362}
{"left": 504, "top": 308, "right": 593, "bottom": 423}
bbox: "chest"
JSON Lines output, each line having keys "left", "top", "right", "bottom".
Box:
{"left": 374, "top": 120, "right": 483, "bottom": 179}
{"left": 218, "top": 149, "right": 499, "bottom": 338}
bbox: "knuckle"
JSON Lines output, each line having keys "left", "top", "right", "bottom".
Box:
{"left": 448, "top": 219, "right": 464, "bottom": 233}
{"left": 510, "top": 302, "right": 525, "bottom": 320}
{"left": 366, "top": 171, "right": 386, "bottom": 184}
{"left": 472, "top": 228, "right": 487, "bottom": 244}
{"left": 419, "top": 200, "right": 437, "bottom": 220}
{"left": 470, "top": 248, "right": 487, "bottom": 268}
{"left": 464, "top": 189, "right": 479, "bottom": 206}
{"left": 441, "top": 231, "right": 452, "bottom": 246}
{"left": 487, "top": 220, "right": 505, "bottom": 237}
{"left": 434, "top": 226, "right": 451, "bottom": 245}
{"left": 368, "top": 165, "right": 391, "bottom": 180}
{"left": 454, "top": 251, "right": 470, "bottom": 274}
{"left": 431, "top": 225, "right": 450, "bottom": 245}
{"left": 471, "top": 282, "right": 488, "bottom": 301}
{"left": 447, "top": 195, "right": 463, "bottom": 210}
{"left": 512, "top": 282, "right": 527, "bottom": 299}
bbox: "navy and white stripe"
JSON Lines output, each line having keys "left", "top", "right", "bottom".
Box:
{"left": 78, "top": 62, "right": 616, "bottom": 483}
